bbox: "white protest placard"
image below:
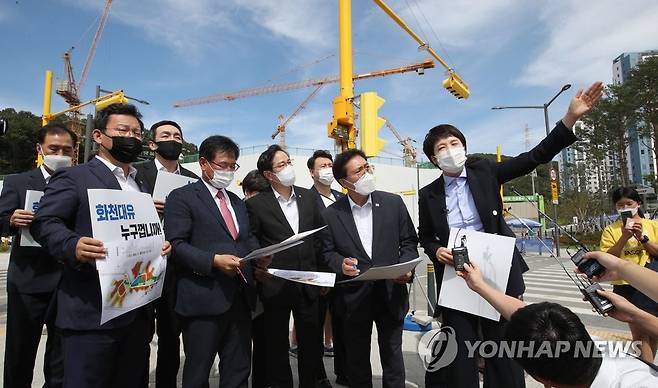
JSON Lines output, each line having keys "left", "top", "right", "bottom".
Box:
{"left": 438, "top": 228, "right": 515, "bottom": 321}
{"left": 20, "top": 190, "right": 44, "bottom": 247}
{"left": 337, "top": 257, "right": 422, "bottom": 284}
{"left": 241, "top": 226, "right": 326, "bottom": 262}
{"left": 88, "top": 189, "right": 166, "bottom": 324}
{"left": 267, "top": 269, "right": 336, "bottom": 287}
{"left": 152, "top": 170, "right": 198, "bottom": 201}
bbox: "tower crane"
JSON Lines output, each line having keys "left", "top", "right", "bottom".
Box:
{"left": 173, "top": 60, "right": 434, "bottom": 108}
{"left": 382, "top": 118, "right": 417, "bottom": 167}
{"left": 53, "top": 0, "right": 113, "bottom": 164}
{"left": 271, "top": 85, "right": 324, "bottom": 148}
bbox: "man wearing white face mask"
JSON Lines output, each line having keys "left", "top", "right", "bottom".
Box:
{"left": 320, "top": 149, "right": 419, "bottom": 388}
{"left": 247, "top": 144, "right": 328, "bottom": 388}
{"left": 307, "top": 149, "right": 347, "bottom": 385}
{"left": 0, "top": 123, "right": 76, "bottom": 388}
{"left": 418, "top": 81, "right": 604, "bottom": 388}
{"left": 164, "top": 135, "right": 268, "bottom": 387}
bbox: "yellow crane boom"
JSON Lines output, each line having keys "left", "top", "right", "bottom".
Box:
{"left": 173, "top": 60, "right": 435, "bottom": 108}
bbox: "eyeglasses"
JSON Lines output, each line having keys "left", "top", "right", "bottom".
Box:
{"left": 210, "top": 160, "right": 240, "bottom": 172}
{"left": 350, "top": 163, "right": 374, "bottom": 177}
{"left": 273, "top": 159, "right": 294, "bottom": 170}
{"left": 104, "top": 127, "right": 143, "bottom": 137}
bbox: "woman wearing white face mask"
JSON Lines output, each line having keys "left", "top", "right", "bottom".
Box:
{"left": 418, "top": 81, "right": 605, "bottom": 388}
{"left": 600, "top": 186, "right": 658, "bottom": 362}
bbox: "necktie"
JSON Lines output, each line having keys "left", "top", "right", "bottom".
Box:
{"left": 217, "top": 190, "right": 238, "bottom": 240}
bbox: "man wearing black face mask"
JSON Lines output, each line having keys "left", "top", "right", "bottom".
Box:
{"left": 136, "top": 120, "right": 199, "bottom": 388}
{"left": 136, "top": 120, "right": 199, "bottom": 215}
{"left": 30, "top": 103, "right": 172, "bottom": 388}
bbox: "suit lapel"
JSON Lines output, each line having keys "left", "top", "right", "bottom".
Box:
{"left": 88, "top": 158, "right": 122, "bottom": 190}
{"left": 263, "top": 188, "right": 294, "bottom": 236}
{"left": 427, "top": 175, "right": 450, "bottom": 243}
{"left": 465, "top": 167, "right": 492, "bottom": 231}
{"left": 370, "top": 192, "right": 384, "bottom": 263}
{"left": 295, "top": 188, "right": 311, "bottom": 232}
{"left": 335, "top": 196, "right": 370, "bottom": 261}
{"left": 194, "top": 181, "right": 232, "bottom": 236}
{"left": 29, "top": 168, "right": 47, "bottom": 191}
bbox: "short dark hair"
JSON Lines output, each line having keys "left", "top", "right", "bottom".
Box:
{"left": 257, "top": 144, "right": 288, "bottom": 174}
{"left": 307, "top": 150, "right": 333, "bottom": 170}
{"left": 199, "top": 135, "right": 239, "bottom": 161}
{"left": 611, "top": 187, "right": 642, "bottom": 205}
{"left": 505, "top": 302, "right": 601, "bottom": 386}
{"left": 241, "top": 169, "right": 269, "bottom": 195}
{"left": 150, "top": 120, "right": 183, "bottom": 139}
{"left": 39, "top": 123, "right": 78, "bottom": 145}
{"left": 422, "top": 124, "right": 467, "bottom": 166}
{"left": 332, "top": 149, "right": 367, "bottom": 182}
{"left": 95, "top": 103, "right": 143, "bottom": 132}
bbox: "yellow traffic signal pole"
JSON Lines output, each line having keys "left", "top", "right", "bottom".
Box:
{"left": 42, "top": 70, "right": 53, "bottom": 126}
{"left": 372, "top": 0, "right": 470, "bottom": 99}
{"left": 328, "top": 0, "right": 356, "bottom": 151}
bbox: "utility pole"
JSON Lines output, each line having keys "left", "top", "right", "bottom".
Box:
{"left": 524, "top": 124, "right": 536, "bottom": 195}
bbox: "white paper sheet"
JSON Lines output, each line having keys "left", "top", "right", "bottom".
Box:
{"left": 267, "top": 269, "right": 336, "bottom": 287}
{"left": 152, "top": 170, "right": 198, "bottom": 201}
{"left": 241, "top": 226, "right": 326, "bottom": 262}
{"left": 337, "top": 257, "right": 422, "bottom": 284}
{"left": 438, "top": 228, "right": 515, "bottom": 321}
{"left": 20, "top": 190, "right": 44, "bottom": 247}
{"left": 88, "top": 189, "right": 166, "bottom": 324}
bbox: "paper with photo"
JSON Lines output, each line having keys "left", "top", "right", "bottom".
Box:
{"left": 241, "top": 226, "right": 326, "bottom": 262}
{"left": 20, "top": 190, "right": 44, "bottom": 247}
{"left": 337, "top": 257, "right": 422, "bottom": 284}
{"left": 268, "top": 269, "right": 336, "bottom": 287}
{"left": 438, "top": 228, "right": 515, "bottom": 321}
{"left": 152, "top": 170, "right": 198, "bottom": 201}
{"left": 88, "top": 189, "right": 166, "bottom": 324}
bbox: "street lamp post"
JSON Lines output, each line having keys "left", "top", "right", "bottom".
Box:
{"left": 492, "top": 84, "right": 571, "bottom": 256}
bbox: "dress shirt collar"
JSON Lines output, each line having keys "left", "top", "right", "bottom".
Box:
{"left": 273, "top": 186, "right": 296, "bottom": 202}
{"left": 39, "top": 165, "right": 52, "bottom": 183}
{"left": 154, "top": 157, "right": 180, "bottom": 175}
{"left": 443, "top": 168, "right": 467, "bottom": 187}
{"left": 202, "top": 178, "right": 229, "bottom": 201}
{"left": 348, "top": 194, "right": 372, "bottom": 210}
{"left": 95, "top": 155, "right": 137, "bottom": 179}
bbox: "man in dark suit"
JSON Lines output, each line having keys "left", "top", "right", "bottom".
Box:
{"left": 136, "top": 120, "right": 199, "bottom": 388}
{"left": 30, "top": 103, "right": 171, "bottom": 388}
{"left": 165, "top": 135, "right": 267, "bottom": 388}
{"left": 246, "top": 144, "right": 326, "bottom": 388}
{"left": 307, "top": 150, "right": 347, "bottom": 386}
{"left": 418, "top": 81, "right": 604, "bottom": 388}
{"left": 320, "top": 149, "right": 418, "bottom": 388}
{"left": 0, "top": 123, "right": 76, "bottom": 388}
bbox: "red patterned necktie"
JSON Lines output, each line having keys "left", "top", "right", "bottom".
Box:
{"left": 216, "top": 190, "right": 238, "bottom": 240}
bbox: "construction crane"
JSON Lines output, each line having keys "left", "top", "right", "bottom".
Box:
{"left": 173, "top": 60, "right": 435, "bottom": 108}
{"left": 382, "top": 118, "right": 417, "bottom": 167}
{"left": 53, "top": 0, "right": 113, "bottom": 164}
{"left": 271, "top": 85, "right": 325, "bottom": 148}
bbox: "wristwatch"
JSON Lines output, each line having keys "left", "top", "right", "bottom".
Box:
{"left": 640, "top": 235, "right": 650, "bottom": 244}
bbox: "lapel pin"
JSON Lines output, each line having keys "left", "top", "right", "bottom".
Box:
{"left": 492, "top": 210, "right": 498, "bottom": 216}
{"left": 375, "top": 203, "right": 380, "bottom": 207}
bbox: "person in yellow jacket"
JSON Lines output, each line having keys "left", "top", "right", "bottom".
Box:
{"left": 600, "top": 187, "right": 658, "bottom": 362}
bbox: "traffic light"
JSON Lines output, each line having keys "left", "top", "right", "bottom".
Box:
{"left": 359, "top": 92, "right": 386, "bottom": 157}
{"left": 95, "top": 92, "right": 128, "bottom": 111}
{"left": 442, "top": 73, "right": 470, "bottom": 100}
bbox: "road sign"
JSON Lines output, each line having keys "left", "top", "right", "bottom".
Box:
{"left": 550, "top": 168, "right": 557, "bottom": 181}
{"left": 551, "top": 181, "right": 559, "bottom": 204}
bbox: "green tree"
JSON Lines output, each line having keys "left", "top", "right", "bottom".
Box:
{"left": 0, "top": 108, "right": 41, "bottom": 175}
{"left": 628, "top": 57, "right": 658, "bottom": 179}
